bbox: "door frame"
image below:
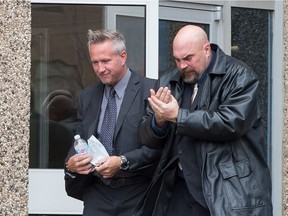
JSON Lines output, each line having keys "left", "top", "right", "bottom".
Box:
{"left": 29, "top": 1, "right": 282, "bottom": 215}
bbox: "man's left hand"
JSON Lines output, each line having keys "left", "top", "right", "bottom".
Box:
{"left": 95, "top": 156, "right": 121, "bottom": 179}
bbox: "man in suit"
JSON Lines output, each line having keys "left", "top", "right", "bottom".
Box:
{"left": 64, "top": 29, "right": 161, "bottom": 216}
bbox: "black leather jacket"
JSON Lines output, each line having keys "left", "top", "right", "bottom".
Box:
{"left": 134, "top": 44, "right": 272, "bottom": 216}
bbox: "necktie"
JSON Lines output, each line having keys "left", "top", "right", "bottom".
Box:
{"left": 99, "top": 87, "right": 117, "bottom": 155}
{"left": 191, "top": 83, "right": 198, "bottom": 104}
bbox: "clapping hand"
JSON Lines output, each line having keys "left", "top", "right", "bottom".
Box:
{"left": 148, "top": 87, "right": 179, "bottom": 127}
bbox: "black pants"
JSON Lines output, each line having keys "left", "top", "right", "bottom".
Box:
{"left": 83, "top": 178, "right": 150, "bottom": 216}
{"left": 165, "top": 177, "right": 210, "bottom": 216}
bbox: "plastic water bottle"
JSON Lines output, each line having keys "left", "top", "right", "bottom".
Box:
{"left": 74, "top": 134, "right": 88, "bottom": 155}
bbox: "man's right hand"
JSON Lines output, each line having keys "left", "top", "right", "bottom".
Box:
{"left": 66, "top": 154, "right": 94, "bottom": 175}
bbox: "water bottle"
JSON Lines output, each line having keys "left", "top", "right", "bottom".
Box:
{"left": 74, "top": 134, "right": 88, "bottom": 155}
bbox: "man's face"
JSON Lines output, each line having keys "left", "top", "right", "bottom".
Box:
{"left": 89, "top": 40, "right": 127, "bottom": 86}
{"left": 173, "top": 42, "right": 210, "bottom": 83}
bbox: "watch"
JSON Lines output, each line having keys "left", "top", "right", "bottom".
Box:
{"left": 119, "top": 155, "right": 129, "bottom": 170}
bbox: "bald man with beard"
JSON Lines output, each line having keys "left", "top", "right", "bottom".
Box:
{"left": 133, "top": 25, "right": 272, "bottom": 216}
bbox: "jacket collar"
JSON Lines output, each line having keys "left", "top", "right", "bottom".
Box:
{"left": 114, "top": 71, "right": 140, "bottom": 138}
{"left": 209, "top": 44, "right": 227, "bottom": 75}
{"left": 170, "top": 68, "right": 181, "bottom": 82}
{"left": 88, "top": 71, "right": 140, "bottom": 139}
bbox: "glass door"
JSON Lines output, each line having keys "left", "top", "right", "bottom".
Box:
{"left": 29, "top": 1, "right": 223, "bottom": 215}
{"left": 29, "top": 1, "right": 157, "bottom": 215}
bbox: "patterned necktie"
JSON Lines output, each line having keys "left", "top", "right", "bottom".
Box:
{"left": 99, "top": 87, "right": 117, "bottom": 155}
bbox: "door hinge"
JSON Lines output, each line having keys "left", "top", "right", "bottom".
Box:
{"left": 213, "top": 6, "right": 222, "bottom": 21}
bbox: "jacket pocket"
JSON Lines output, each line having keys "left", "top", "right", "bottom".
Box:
{"left": 219, "top": 159, "right": 265, "bottom": 210}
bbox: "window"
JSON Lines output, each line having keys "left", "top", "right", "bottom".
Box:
{"left": 30, "top": 4, "right": 145, "bottom": 169}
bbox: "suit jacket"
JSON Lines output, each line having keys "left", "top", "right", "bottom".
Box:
{"left": 65, "top": 71, "right": 161, "bottom": 200}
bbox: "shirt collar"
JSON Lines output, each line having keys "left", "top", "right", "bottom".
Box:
{"left": 104, "top": 69, "right": 131, "bottom": 99}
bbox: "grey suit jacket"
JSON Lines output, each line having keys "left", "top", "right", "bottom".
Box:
{"left": 65, "top": 71, "right": 161, "bottom": 200}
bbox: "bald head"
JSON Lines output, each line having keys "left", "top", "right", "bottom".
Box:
{"left": 173, "top": 25, "right": 209, "bottom": 51}
{"left": 172, "top": 25, "right": 211, "bottom": 83}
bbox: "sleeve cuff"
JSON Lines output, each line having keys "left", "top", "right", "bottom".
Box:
{"left": 64, "top": 169, "right": 77, "bottom": 179}
{"left": 151, "top": 115, "right": 168, "bottom": 136}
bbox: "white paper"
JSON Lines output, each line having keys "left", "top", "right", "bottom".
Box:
{"left": 87, "top": 135, "right": 109, "bottom": 165}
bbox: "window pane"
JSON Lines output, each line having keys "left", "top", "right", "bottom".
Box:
{"left": 231, "top": 8, "right": 271, "bottom": 164}
{"left": 30, "top": 4, "right": 146, "bottom": 168}
{"left": 117, "top": 15, "right": 145, "bottom": 76}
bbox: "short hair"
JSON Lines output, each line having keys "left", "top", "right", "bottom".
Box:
{"left": 87, "top": 29, "right": 126, "bottom": 55}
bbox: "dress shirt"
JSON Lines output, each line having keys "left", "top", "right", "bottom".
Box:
{"left": 97, "top": 69, "right": 131, "bottom": 135}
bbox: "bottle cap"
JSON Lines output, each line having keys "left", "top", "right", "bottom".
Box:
{"left": 74, "top": 134, "right": 80, "bottom": 140}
